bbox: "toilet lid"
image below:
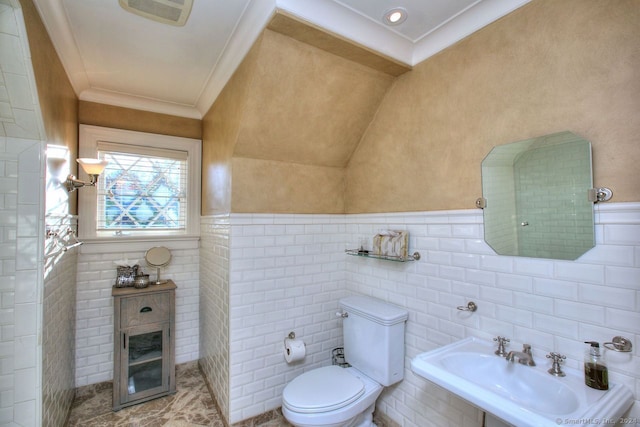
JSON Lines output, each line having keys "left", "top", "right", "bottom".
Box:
{"left": 283, "top": 366, "right": 365, "bottom": 413}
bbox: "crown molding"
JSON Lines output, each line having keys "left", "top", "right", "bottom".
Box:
{"left": 80, "top": 88, "right": 203, "bottom": 119}
{"left": 195, "top": 0, "right": 277, "bottom": 117}
{"left": 32, "top": 0, "right": 90, "bottom": 95}
{"left": 33, "top": 0, "right": 532, "bottom": 119}
{"left": 413, "top": 0, "right": 532, "bottom": 64}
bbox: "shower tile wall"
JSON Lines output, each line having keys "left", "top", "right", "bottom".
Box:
{"left": 514, "top": 142, "right": 593, "bottom": 259}
{"left": 0, "top": 4, "right": 43, "bottom": 141}
{"left": 481, "top": 165, "right": 517, "bottom": 254}
{"left": 74, "top": 243, "right": 200, "bottom": 387}
{"left": 0, "top": 136, "right": 44, "bottom": 426}
{"left": 1, "top": 3, "right": 47, "bottom": 425}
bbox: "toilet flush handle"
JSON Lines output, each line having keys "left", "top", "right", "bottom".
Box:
{"left": 336, "top": 311, "right": 348, "bottom": 318}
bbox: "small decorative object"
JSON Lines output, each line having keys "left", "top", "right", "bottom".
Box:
{"left": 145, "top": 246, "right": 172, "bottom": 285}
{"left": 114, "top": 258, "right": 140, "bottom": 287}
{"left": 373, "top": 230, "right": 408, "bottom": 258}
{"left": 133, "top": 274, "right": 150, "bottom": 288}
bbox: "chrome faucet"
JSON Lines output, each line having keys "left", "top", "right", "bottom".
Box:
{"left": 506, "top": 344, "right": 536, "bottom": 366}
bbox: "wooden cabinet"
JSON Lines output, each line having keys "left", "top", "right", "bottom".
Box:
{"left": 112, "top": 280, "right": 176, "bottom": 411}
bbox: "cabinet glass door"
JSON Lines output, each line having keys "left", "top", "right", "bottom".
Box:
{"left": 122, "top": 324, "right": 169, "bottom": 403}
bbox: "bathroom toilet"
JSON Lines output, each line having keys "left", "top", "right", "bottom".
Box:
{"left": 282, "top": 295, "right": 409, "bottom": 427}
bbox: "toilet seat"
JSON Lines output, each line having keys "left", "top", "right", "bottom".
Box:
{"left": 283, "top": 366, "right": 365, "bottom": 413}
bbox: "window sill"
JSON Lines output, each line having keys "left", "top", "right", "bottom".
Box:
{"left": 79, "top": 235, "right": 200, "bottom": 254}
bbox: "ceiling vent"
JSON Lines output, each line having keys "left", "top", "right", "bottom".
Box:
{"left": 119, "top": 0, "right": 193, "bottom": 26}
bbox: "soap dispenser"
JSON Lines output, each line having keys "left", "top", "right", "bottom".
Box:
{"left": 584, "top": 341, "right": 608, "bottom": 390}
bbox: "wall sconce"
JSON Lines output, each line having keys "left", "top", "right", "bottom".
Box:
{"left": 65, "top": 158, "right": 108, "bottom": 192}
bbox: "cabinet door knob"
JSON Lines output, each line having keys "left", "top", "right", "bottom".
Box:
{"left": 140, "top": 306, "right": 152, "bottom": 313}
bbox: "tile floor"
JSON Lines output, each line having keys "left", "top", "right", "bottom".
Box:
{"left": 66, "top": 362, "right": 291, "bottom": 426}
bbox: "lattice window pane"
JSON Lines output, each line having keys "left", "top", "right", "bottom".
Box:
{"left": 97, "top": 145, "right": 188, "bottom": 232}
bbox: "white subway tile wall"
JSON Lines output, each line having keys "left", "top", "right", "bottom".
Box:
{"left": 200, "top": 215, "right": 231, "bottom": 421}
{"left": 0, "top": 136, "right": 45, "bottom": 427}
{"left": 74, "top": 241, "right": 200, "bottom": 386}
{"left": 42, "top": 244, "right": 77, "bottom": 427}
{"left": 80, "top": 204, "right": 640, "bottom": 426}
{"left": 1, "top": 4, "right": 49, "bottom": 425}
{"left": 196, "top": 206, "right": 640, "bottom": 426}
{"left": 0, "top": 136, "right": 44, "bottom": 427}
{"left": 345, "top": 206, "right": 640, "bottom": 426}
{"left": 0, "top": 4, "right": 45, "bottom": 141}
{"left": 225, "top": 214, "right": 349, "bottom": 424}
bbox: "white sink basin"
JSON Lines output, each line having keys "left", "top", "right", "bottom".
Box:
{"left": 411, "top": 337, "right": 633, "bottom": 427}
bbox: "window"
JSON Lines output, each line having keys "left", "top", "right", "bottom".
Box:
{"left": 98, "top": 144, "right": 187, "bottom": 232}
{"left": 78, "top": 125, "right": 201, "bottom": 240}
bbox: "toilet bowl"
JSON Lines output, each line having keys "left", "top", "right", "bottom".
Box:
{"left": 282, "top": 295, "right": 409, "bottom": 427}
{"left": 282, "top": 366, "right": 382, "bottom": 427}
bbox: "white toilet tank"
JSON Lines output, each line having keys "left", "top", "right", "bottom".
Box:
{"left": 339, "top": 295, "right": 409, "bottom": 387}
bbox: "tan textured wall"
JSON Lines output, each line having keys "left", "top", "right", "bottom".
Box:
{"left": 346, "top": 0, "right": 640, "bottom": 213}
{"left": 202, "top": 29, "right": 394, "bottom": 214}
{"left": 232, "top": 158, "right": 344, "bottom": 213}
{"left": 21, "top": 0, "right": 79, "bottom": 212}
{"left": 79, "top": 101, "right": 202, "bottom": 140}
{"left": 201, "top": 35, "right": 263, "bottom": 215}
{"left": 234, "top": 30, "right": 393, "bottom": 168}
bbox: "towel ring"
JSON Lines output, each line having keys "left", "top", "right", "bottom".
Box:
{"left": 603, "top": 336, "right": 632, "bottom": 352}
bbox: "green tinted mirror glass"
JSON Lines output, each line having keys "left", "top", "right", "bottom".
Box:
{"left": 481, "top": 131, "right": 594, "bottom": 260}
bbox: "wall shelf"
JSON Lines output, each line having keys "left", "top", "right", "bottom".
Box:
{"left": 345, "top": 249, "right": 420, "bottom": 262}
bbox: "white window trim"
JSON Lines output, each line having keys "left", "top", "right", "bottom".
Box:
{"left": 78, "top": 124, "right": 201, "bottom": 241}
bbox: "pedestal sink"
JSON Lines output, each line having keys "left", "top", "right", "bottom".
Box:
{"left": 411, "top": 337, "right": 633, "bottom": 427}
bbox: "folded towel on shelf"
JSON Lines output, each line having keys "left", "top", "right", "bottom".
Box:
{"left": 373, "top": 230, "right": 408, "bottom": 258}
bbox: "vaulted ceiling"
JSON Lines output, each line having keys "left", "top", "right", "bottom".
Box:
{"left": 32, "top": 0, "right": 530, "bottom": 119}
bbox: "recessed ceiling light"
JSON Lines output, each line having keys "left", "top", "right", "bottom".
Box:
{"left": 383, "top": 7, "right": 408, "bottom": 26}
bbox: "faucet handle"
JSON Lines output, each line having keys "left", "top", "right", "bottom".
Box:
{"left": 546, "top": 352, "right": 566, "bottom": 377}
{"left": 494, "top": 336, "right": 510, "bottom": 357}
{"left": 522, "top": 343, "right": 532, "bottom": 355}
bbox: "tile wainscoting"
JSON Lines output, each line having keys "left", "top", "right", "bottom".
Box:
{"left": 200, "top": 215, "right": 231, "bottom": 422}
{"left": 43, "top": 239, "right": 77, "bottom": 427}
{"left": 199, "top": 203, "right": 638, "bottom": 426}
{"left": 201, "top": 213, "right": 350, "bottom": 424}
{"left": 345, "top": 203, "right": 639, "bottom": 426}
{"left": 65, "top": 204, "right": 640, "bottom": 425}
{"left": 74, "top": 238, "right": 200, "bottom": 387}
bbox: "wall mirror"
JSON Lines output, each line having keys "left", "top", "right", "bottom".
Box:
{"left": 480, "top": 131, "right": 595, "bottom": 260}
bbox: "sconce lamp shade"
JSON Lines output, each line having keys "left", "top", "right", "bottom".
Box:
{"left": 77, "top": 158, "right": 108, "bottom": 176}
{"left": 65, "top": 158, "right": 108, "bottom": 192}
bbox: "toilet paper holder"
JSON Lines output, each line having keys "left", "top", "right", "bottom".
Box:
{"left": 284, "top": 331, "right": 305, "bottom": 349}
{"left": 284, "top": 331, "right": 305, "bottom": 348}
{"left": 284, "top": 331, "right": 306, "bottom": 364}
